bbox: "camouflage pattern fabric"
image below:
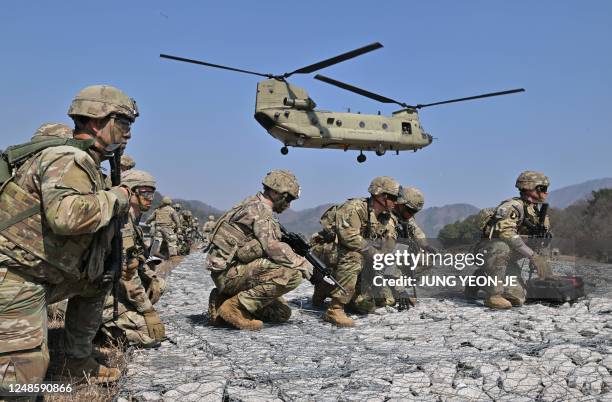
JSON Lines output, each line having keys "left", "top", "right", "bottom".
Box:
{"left": 0, "top": 144, "right": 128, "bottom": 391}
{"left": 146, "top": 205, "right": 180, "bottom": 257}
{"left": 471, "top": 197, "right": 549, "bottom": 301}
{"left": 206, "top": 192, "right": 307, "bottom": 314}
{"left": 331, "top": 198, "right": 397, "bottom": 305}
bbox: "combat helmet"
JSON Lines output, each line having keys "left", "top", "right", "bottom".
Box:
{"left": 173, "top": 203, "right": 182, "bottom": 210}
{"left": 162, "top": 196, "right": 172, "bottom": 205}
{"left": 121, "top": 169, "right": 156, "bottom": 191}
{"left": 368, "top": 176, "right": 400, "bottom": 197}
{"left": 68, "top": 85, "right": 138, "bottom": 121}
{"left": 397, "top": 186, "right": 425, "bottom": 212}
{"left": 31, "top": 122, "right": 73, "bottom": 140}
{"left": 515, "top": 171, "right": 550, "bottom": 191}
{"left": 262, "top": 170, "right": 300, "bottom": 199}
{"left": 120, "top": 154, "right": 136, "bottom": 171}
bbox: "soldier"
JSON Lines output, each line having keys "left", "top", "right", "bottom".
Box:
{"left": 30, "top": 122, "right": 73, "bottom": 141}
{"left": 202, "top": 215, "right": 216, "bottom": 246}
{"left": 206, "top": 170, "right": 313, "bottom": 330}
{"left": 120, "top": 154, "right": 136, "bottom": 171}
{"left": 146, "top": 197, "right": 180, "bottom": 258}
{"left": 0, "top": 85, "right": 138, "bottom": 387}
{"left": 100, "top": 169, "right": 165, "bottom": 347}
{"left": 321, "top": 176, "right": 400, "bottom": 327}
{"left": 465, "top": 171, "right": 553, "bottom": 309}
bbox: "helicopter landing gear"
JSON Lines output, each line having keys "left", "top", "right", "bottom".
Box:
{"left": 357, "top": 152, "right": 366, "bottom": 163}
{"left": 375, "top": 149, "right": 386, "bottom": 156}
{"left": 280, "top": 146, "right": 289, "bottom": 155}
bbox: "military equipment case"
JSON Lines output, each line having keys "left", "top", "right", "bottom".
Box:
{"left": 525, "top": 276, "right": 585, "bottom": 303}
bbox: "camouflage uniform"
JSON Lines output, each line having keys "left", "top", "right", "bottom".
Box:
{"left": 202, "top": 215, "right": 216, "bottom": 246}
{"left": 0, "top": 85, "right": 137, "bottom": 389}
{"left": 468, "top": 171, "right": 552, "bottom": 308}
{"left": 319, "top": 177, "right": 399, "bottom": 327}
{"left": 30, "top": 122, "right": 73, "bottom": 141}
{"left": 120, "top": 154, "right": 135, "bottom": 171}
{"left": 146, "top": 198, "right": 180, "bottom": 257}
{"left": 206, "top": 170, "right": 311, "bottom": 330}
{"left": 100, "top": 170, "right": 166, "bottom": 348}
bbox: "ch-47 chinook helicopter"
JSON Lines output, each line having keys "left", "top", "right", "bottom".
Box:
{"left": 160, "top": 43, "right": 524, "bottom": 163}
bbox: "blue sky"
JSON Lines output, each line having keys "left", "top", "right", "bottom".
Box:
{"left": 2, "top": 1, "right": 611, "bottom": 210}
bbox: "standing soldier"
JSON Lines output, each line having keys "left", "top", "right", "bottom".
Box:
{"left": 465, "top": 171, "right": 553, "bottom": 309}
{"left": 100, "top": 169, "right": 165, "bottom": 347}
{"left": 322, "top": 177, "right": 399, "bottom": 327}
{"left": 0, "top": 85, "right": 138, "bottom": 387}
{"left": 146, "top": 197, "right": 180, "bottom": 258}
{"left": 202, "top": 215, "right": 216, "bottom": 247}
{"left": 206, "top": 170, "right": 312, "bottom": 330}
{"left": 120, "top": 154, "right": 136, "bottom": 171}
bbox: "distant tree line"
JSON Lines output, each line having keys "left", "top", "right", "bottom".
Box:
{"left": 437, "top": 189, "right": 612, "bottom": 262}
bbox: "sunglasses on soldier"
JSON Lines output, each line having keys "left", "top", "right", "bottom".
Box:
{"left": 135, "top": 189, "right": 155, "bottom": 200}
{"left": 110, "top": 114, "right": 132, "bottom": 133}
{"left": 535, "top": 185, "right": 548, "bottom": 193}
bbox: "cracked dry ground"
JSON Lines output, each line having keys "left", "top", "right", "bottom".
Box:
{"left": 119, "top": 252, "right": 612, "bottom": 401}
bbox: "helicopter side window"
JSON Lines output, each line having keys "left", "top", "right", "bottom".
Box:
{"left": 327, "top": 117, "right": 335, "bottom": 125}
{"left": 402, "top": 122, "right": 412, "bottom": 135}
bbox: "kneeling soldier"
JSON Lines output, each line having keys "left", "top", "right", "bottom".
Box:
{"left": 206, "top": 170, "right": 313, "bottom": 330}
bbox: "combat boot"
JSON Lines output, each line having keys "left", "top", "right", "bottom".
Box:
{"left": 254, "top": 298, "right": 292, "bottom": 323}
{"left": 64, "top": 356, "right": 121, "bottom": 384}
{"left": 207, "top": 288, "right": 228, "bottom": 326}
{"left": 218, "top": 295, "right": 263, "bottom": 331}
{"left": 312, "top": 282, "right": 333, "bottom": 308}
{"left": 324, "top": 300, "right": 354, "bottom": 328}
{"left": 484, "top": 295, "right": 512, "bottom": 310}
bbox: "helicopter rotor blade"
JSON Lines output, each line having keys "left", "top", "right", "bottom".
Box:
{"left": 314, "top": 74, "right": 411, "bottom": 108}
{"left": 160, "top": 54, "right": 273, "bottom": 78}
{"left": 284, "top": 42, "right": 383, "bottom": 78}
{"left": 416, "top": 88, "right": 525, "bottom": 109}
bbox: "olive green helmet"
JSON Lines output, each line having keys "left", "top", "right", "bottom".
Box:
{"left": 120, "top": 154, "right": 136, "bottom": 171}
{"left": 31, "top": 122, "right": 73, "bottom": 140}
{"left": 208, "top": 215, "right": 215, "bottom": 220}
{"left": 121, "top": 169, "right": 156, "bottom": 191}
{"left": 397, "top": 186, "right": 425, "bottom": 212}
{"left": 515, "top": 171, "right": 550, "bottom": 191}
{"left": 68, "top": 85, "right": 139, "bottom": 121}
{"left": 162, "top": 196, "right": 172, "bottom": 205}
{"left": 262, "top": 170, "right": 300, "bottom": 199}
{"left": 368, "top": 176, "right": 400, "bottom": 197}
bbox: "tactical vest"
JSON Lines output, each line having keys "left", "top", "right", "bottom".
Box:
{"left": 154, "top": 206, "right": 174, "bottom": 226}
{"left": 0, "top": 138, "right": 99, "bottom": 277}
{"left": 480, "top": 197, "right": 547, "bottom": 238}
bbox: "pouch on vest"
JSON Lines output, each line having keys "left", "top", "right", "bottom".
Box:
{"left": 211, "top": 220, "right": 249, "bottom": 262}
{"left": 477, "top": 208, "right": 496, "bottom": 238}
{"left": 318, "top": 205, "right": 338, "bottom": 242}
{"left": 235, "top": 238, "right": 264, "bottom": 264}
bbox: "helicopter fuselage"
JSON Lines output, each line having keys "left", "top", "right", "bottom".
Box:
{"left": 254, "top": 79, "right": 432, "bottom": 154}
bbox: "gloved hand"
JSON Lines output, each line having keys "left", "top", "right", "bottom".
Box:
{"left": 297, "top": 259, "right": 314, "bottom": 280}
{"left": 121, "top": 258, "right": 139, "bottom": 281}
{"left": 395, "top": 289, "right": 416, "bottom": 311}
{"left": 147, "top": 277, "right": 164, "bottom": 305}
{"left": 531, "top": 254, "right": 553, "bottom": 279}
{"left": 143, "top": 310, "right": 165, "bottom": 341}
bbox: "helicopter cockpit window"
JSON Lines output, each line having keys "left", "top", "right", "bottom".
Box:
{"left": 327, "top": 117, "right": 335, "bottom": 125}
{"left": 402, "top": 122, "right": 412, "bottom": 135}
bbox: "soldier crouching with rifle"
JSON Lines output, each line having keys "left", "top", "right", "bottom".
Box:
{"left": 205, "top": 170, "right": 314, "bottom": 330}
{"left": 99, "top": 169, "right": 166, "bottom": 348}
{"left": 465, "top": 171, "right": 553, "bottom": 309}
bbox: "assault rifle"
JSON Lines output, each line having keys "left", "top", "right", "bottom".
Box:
{"left": 103, "top": 150, "right": 127, "bottom": 320}
{"left": 279, "top": 224, "right": 346, "bottom": 293}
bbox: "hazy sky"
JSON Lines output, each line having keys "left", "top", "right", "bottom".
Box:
{"left": 2, "top": 1, "right": 611, "bottom": 210}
